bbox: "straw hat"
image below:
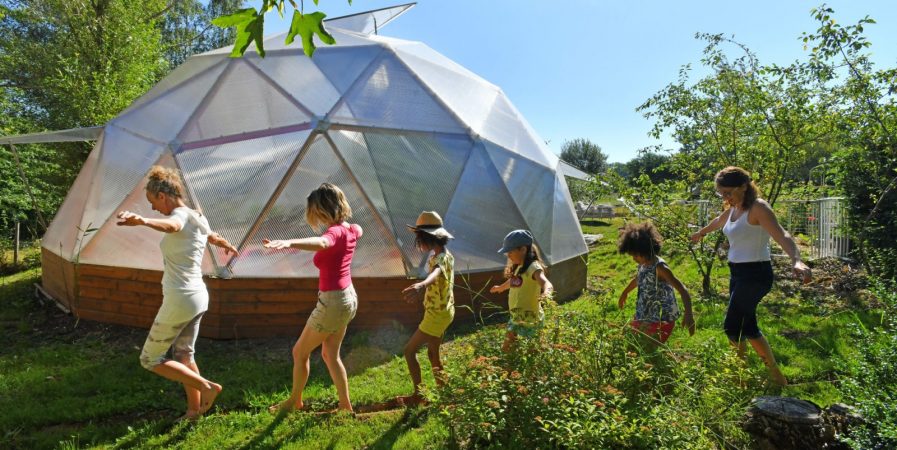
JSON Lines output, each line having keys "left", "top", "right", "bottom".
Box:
{"left": 406, "top": 211, "right": 454, "bottom": 239}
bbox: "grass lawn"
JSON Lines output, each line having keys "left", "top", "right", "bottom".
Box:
{"left": 0, "top": 218, "right": 884, "bottom": 448}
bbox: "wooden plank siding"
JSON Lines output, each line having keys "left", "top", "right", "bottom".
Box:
{"left": 39, "top": 255, "right": 586, "bottom": 339}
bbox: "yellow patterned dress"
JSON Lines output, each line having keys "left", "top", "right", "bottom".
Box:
{"left": 418, "top": 251, "right": 455, "bottom": 337}
{"left": 507, "top": 261, "right": 545, "bottom": 337}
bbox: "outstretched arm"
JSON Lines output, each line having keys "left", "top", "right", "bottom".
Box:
{"left": 402, "top": 266, "right": 443, "bottom": 303}
{"left": 490, "top": 279, "right": 511, "bottom": 294}
{"left": 690, "top": 208, "right": 731, "bottom": 243}
{"left": 753, "top": 200, "right": 812, "bottom": 283}
{"left": 116, "top": 211, "right": 182, "bottom": 233}
{"left": 263, "top": 237, "right": 330, "bottom": 251}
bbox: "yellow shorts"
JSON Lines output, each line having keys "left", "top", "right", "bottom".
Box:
{"left": 418, "top": 307, "right": 455, "bottom": 338}
{"left": 307, "top": 285, "right": 358, "bottom": 334}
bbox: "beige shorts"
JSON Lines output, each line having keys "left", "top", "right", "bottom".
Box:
{"left": 307, "top": 285, "right": 358, "bottom": 334}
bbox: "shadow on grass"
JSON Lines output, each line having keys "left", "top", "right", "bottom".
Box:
{"left": 366, "top": 408, "right": 430, "bottom": 450}
{"left": 580, "top": 219, "right": 613, "bottom": 227}
{"left": 238, "top": 411, "right": 287, "bottom": 450}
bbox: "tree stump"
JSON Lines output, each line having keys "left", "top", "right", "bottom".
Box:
{"left": 742, "top": 396, "right": 858, "bottom": 450}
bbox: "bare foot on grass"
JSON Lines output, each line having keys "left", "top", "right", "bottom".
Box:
{"left": 199, "top": 382, "right": 222, "bottom": 415}
{"left": 396, "top": 394, "right": 425, "bottom": 407}
{"left": 268, "top": 399, "right": 304, "bottom": 414}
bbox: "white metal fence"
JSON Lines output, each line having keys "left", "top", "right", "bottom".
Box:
{"left": 776, "top": 197, "right": 850, "bottom": 259}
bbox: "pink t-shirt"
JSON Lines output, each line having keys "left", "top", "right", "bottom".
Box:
{"left": 313, "top": 223, "right": 360, "bottom": 291}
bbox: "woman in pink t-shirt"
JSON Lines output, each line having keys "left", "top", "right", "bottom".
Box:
{"left": 263, "top": 183, "right": 362, "bottom": 413}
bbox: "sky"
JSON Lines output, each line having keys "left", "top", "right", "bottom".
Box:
{"left": 249, "top": 1, "right": 897, "bottom": 163}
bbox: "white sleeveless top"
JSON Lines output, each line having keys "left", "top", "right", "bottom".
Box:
{"left": 722, "top": 206, "right": 770, "bottom": 263}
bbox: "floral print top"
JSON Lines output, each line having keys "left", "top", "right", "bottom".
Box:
{"left": 424, "top": 251, "right": 454, "bottom": 315}
{"left": 635, "top": 257, "right": 679, "bottom": 323}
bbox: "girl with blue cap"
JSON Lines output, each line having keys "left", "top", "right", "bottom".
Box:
{"left": 490, "top": 230, "right": 553, "bottom": 352}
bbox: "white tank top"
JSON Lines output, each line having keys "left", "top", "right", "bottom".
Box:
{"left": 722, "top": 206, "right": 770, "bottom": 263}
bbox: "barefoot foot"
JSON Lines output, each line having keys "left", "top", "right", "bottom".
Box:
{"left": 396, "top": 394, "right": 424, "bottom": 407}
{"left": 175, "top": 410, "right": 200, "bottom": 423}
{"left": 199, "top": 382, "right": 222, "bottom": 415}
{"left": 269, "top": 399, "right": 304, "bottom": 414}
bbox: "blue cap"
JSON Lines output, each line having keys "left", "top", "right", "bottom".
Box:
{"left": 497, "top": 229, "right": 534, "bottom": 253}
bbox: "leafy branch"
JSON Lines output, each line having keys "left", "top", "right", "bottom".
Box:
{"left": 211, "top": 0, "right": 347, "bottom": 58}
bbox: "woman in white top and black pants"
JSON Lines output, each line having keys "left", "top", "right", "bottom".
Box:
{"left": 691, "top": 166, "right": 811, "bottom": 386}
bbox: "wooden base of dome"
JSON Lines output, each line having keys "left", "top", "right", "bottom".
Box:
{"left": 41, "top": 248, "right": 586, "bottom": 339}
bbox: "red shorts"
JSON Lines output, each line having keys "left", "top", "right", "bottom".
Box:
{"left": 629, "top": 320, "right": 675, "bottom": 343}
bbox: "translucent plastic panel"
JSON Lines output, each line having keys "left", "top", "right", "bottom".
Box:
{"left": 247, "top": 54, "right": 341, "bottom": 116}
{"left": 394, "top": 49, "right": 501, "bottom": 130}
{"left": 362, "top": 132, "right": 472, "bottom": 266}
{"left": 477, "top": 94, "right": 556, "bottom": 168}
{"left": 78, "top": 126, "right": 167, "bottom": 252}
{"left": 123, "top": 56, "right": 225, "bottom": 115}
{"left": 443, "top": 144, "right": 531, "bottom": 272}
{"left": 550, "top": 173, "right": 588, "bottom": 264}
{"left": 232, "top": 134, "right": 405, "bottom": 278}
{"left": 112, "top": 62, "right": 227, "bottom": 143}
{"left": 42, "top": 138, "right": 102, "bottom": 260}
{"left": 313, "top": 45, "right": 386, "bottom": 95}
{"left": 327, "top": 130, "right": 394, "bottom": 236}
{"left": 176, "top": 129, "right": 313, "bottom": 253}
{"left": 78, "top": 152, "right": 177, "bottom": 270}
{"left": 483, "top": 140, "right": 556, "bottom": 256}
{"left": 329, "top": 53, "right": 465, "bottom": 134}
{"left": 393, "top": 42, "right": 495, "bottom": 90}
{"left": 179, "top": 59, "right": 312, "bottom": 143}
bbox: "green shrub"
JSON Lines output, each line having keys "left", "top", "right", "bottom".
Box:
{"left": 436, "top": 299, "right": 760, "bottom": 449}
{"left": 838, "top": 278, "right": 897, "bottom": 449}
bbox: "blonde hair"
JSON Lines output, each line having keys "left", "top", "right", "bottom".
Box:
{"left": 715, "top": 166, "right": 760, "bottom": 209}
{"left": 306, "top": 183, "right": 352, "bottom": 230}
{"left": 146, "top": 166, "right": 184, "bottom": 198}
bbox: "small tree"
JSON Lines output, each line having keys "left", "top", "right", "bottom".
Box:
{"left": 560, "top": 138, "right": 608, "bottom": 175}
{"left": 799, "top": 5, "right": 897, "bottom": 279}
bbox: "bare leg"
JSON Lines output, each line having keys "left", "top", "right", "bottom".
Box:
{"left": 321, "top": 326, "right": 352, "bottom": 412}
{"left": 748, "top": 337, "right": 788, "bottom": 386}
{"left": 424, "top": 334, "right": 444, "bottom": 387}
{"left": 277, "top": 324, "right": 328, "bottom": 412}
{"left": 729, "top": 339, "right": 748, "bottom": 361}
{"left": 175, "top": 354, "right": 201, "bottom": 419}
{"left": 403, "top": 330, "right": 430, "bottom": 395}
{"left": 151, "top": 361, "right": 221, "bottom": 414}
{"left": 502, "top": 331, "right": 517, "bottom": 353}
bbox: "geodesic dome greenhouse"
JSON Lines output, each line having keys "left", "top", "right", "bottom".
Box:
{"left": 34, "top": 7, "right": 588, "bottom": 337}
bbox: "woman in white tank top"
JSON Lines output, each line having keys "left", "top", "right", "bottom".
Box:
{"left": 690, "top": 166, "right": 811, "bottom": 386}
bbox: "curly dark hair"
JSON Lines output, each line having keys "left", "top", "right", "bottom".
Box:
{"left": 617, "top": 222, "right": 663, "bottom": 258}
{"left": 415, "top": 230, "right": 449, "bottom": 249}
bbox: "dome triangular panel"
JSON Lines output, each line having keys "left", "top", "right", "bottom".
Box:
{"left": 550, "top": 173, "right": 588, "bottom": 263}
{"left": 361, "top": 131, "right": 472, "bottom": 268}
{"left": 78, "top": 126, "right": 167, "bottom": 252}
{"left": 176, "top": 129, "right": 313, "bottom": 255}
{"left": 179, "top": 60, "right": 313, "bottom": 143}
{"left": 79, "top": 151, "right": 180, "bottom": 270}
{"left": 247, "top": 54, "right": 341, "bottom": 116}
{"left": 42, "top": 137, "right": 102, "bottom": 259}
{"left": 443, "top": 144, "right": 531, "bottom": 270}
{"left": 328, "top": 53, "right": 466, "bottom": 134}
{"left": 231, "top": 134, "right": 405, "bottom": 278}
{"left": 112, "top": 62, "right": 227, "bottom": 143}
{"left": 483, "top": 140, "right": 555, "bottom": 257}
{"left": 313, "top": 46, "right": 386, "bottom": 95}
